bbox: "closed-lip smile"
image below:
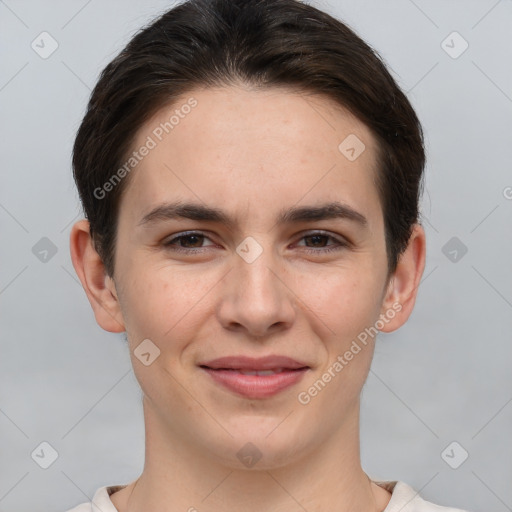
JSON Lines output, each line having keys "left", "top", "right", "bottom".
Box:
{"left": 198, "top": 355, "right": 311, "bottom": 399}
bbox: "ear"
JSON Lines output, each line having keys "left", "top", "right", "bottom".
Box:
{"left": 378, "top": 223, "right": 426, "bottom": 332}
{"left": 69, "top": 219, "right": 125, "bottom": 333}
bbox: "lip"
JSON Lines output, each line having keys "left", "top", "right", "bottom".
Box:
{"left": 198, "top": 355, "right": 311, "bottom": 399}
{"left": 200, "top": 367, "right": 309, "bottom": 399}
{"left": 198, "top": 355, "right": 310, "bottom": 371}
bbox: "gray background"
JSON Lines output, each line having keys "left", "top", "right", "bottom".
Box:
{"left": 1, "top": 0, "right": 511, "bottom": 511}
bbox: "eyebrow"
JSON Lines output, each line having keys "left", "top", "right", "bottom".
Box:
{"left": 138, "top": 200, "right": 368, "bottom": 229}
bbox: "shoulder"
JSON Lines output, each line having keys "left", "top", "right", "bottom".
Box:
{"left": 66, "top": 480, "right": 472, "bottom": 512}
{"left": 374, "top": 480, "right": 472, "bottom": 512}
{"left": 62, "top": 484, "right": 127, "bottom": 512}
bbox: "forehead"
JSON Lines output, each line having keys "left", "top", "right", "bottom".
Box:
{"left": 118, "top": 85, "right": 382, "bottom": 229}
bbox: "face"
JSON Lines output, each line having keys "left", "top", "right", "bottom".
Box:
{"left": 76, "top": 85, "right": 422, "bottom": 469}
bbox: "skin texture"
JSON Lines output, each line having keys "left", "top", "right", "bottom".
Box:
{"left": 70, "top": 84, "right": 426, "bottom": 512}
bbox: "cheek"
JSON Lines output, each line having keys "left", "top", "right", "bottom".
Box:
{"left": 299, "top": 266, "right": 383, "bottom": 340}
{"left": 117, "top": 262, "right": 218, "bottom": 347}
{"left": 295, "top": 272, "right": 381, "bottom": 419}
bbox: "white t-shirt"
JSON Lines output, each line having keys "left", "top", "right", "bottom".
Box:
{"left": 65, "top": 480, "right": 471, "bottom": 511}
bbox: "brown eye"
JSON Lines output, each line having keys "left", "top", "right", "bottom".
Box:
{"left": 173, "top": 234, "right": 204, "bottom": 248}
{"left": 296, "top": 231, "right": 348, "bottom": 254}
{"left": 304, "top": 234, "right": 330, "bottom": 247}
{"left": 163, "top": 231, "right": 215, "bottom": 252}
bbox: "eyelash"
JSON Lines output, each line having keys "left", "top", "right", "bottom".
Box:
{"left": 163, "top": 230, "right": 348, "bottom": 255}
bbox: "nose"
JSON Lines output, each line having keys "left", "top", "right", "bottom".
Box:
{"left": 216, "top": 245, "right": 296, "bottom": 339}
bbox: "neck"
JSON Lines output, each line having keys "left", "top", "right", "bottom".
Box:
{"left": 112, "top": 397, "right": 391, "bottom": 512}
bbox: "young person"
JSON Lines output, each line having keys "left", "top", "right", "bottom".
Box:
{"left": 66, "top": 0, "right": 470, "bottom": 510}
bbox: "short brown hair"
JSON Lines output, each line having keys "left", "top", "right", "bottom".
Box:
{"left": 72, "top": 0, "right": 425, "bottom": 278}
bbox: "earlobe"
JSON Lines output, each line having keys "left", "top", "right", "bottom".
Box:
{"left": 379, "top": 224, "right": 426, "bottom": 333}
{"left": 69, "top": 219, "right": 126, "bottom": 333}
